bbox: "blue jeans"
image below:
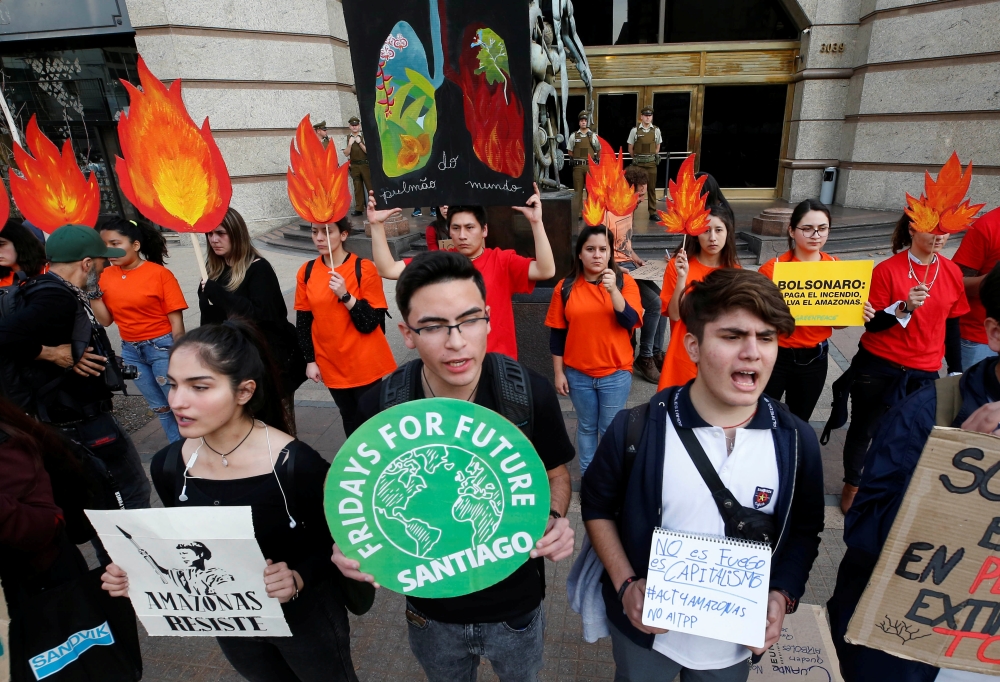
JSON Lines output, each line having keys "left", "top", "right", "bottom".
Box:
{"left": 609, "top": 620, "right": 750, "bottom": 682}
{"left": 405, "top": 602, "right": 545, "bottom": 682}
{"left": 121, "top": 332, "right": 180, "bottom": 442}
{"left": 620, "top": 263, "right": 666, "bottom": 358}
{"left": 961, "top": 338, "right": 997, "bottom": 373}
{"left": 565, "top": 367, "right": 632, "bottom": 475}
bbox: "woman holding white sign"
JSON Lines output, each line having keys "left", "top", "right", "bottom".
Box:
{"left": 760, "top": 200, "right": 876, "bottom": 422}
{"left": 101, "top": 320, "right": 363, "bottom": 682}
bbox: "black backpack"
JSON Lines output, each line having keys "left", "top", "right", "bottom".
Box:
{"left": 304, "top": 253, "right": 388, "bottom": 333}
{"left": 379, "top": 354, "right": 534, "bottom": 438}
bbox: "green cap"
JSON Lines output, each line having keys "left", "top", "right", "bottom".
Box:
{"left": 313, "top": 120, "right": 327, "bottom": 129}
{"left": 348, "top": 116, "right": 361, "bottom": 125}
{"left": 46, "top": 225, "right": 126, "bottom": 263}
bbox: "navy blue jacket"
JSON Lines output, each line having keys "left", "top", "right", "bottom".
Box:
{"left": 828, "top": 357, "right": 1000, "bottom": 681}
{"left": 581, "top": 384, "right": 825, "bottom": 649}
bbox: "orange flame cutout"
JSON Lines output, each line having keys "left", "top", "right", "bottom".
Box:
{"left": 905, "top": 152, "right": 985, "bottom": 235}
{"left": 583, "top": 137, "right": 638, "bottom": 226}
{"left": 287, "top": 115, "right": 352, "bottom": 225}
{"left": 0, "top": 182, "right": 9, "bottom": 226}
{"left": 657, "top": 154, "right": 710, "bottom": 236}
{"left": 9, "top": 115, "right": 100, "bottom": 233}
{"left": 115, "top": 58, "right": 232, "bottom": 233}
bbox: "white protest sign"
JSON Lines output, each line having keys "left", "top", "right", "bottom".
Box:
{"left": 87, "top": 507, "right": 291, "bottom": 637}
{"left": 642, "top": 528, "right": 771, "bottom": 648}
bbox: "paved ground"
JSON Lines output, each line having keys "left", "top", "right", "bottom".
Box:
{"left": 98, "top": 238, "right": 960, "bottom": 681}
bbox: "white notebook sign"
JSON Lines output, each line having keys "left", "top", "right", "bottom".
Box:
{"left": 642, "top": 528, "right": 772, "bottom": 648}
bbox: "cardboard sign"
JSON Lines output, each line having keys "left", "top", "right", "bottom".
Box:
{"left": 846, "top": 427, "right": 1000, "bottom": 673}
{"left": 751, "top": 605, "right": 844, "bottom": 681}
{"left": 86, "top": 508, "right": 291, "bottom": 637}
{"left": 628, "top": 259, "right": 667, "bottom": 283}
{"left": 342, "top": 0, "right": 533, "bottom": 208}
{"left": 642, "top": 528, "right": 772, "bottom": 648}
{"left": 771, "top": 260, "right": 873, "bottom": 326}
{"left": 325, "top": 397, "right": 550, "bottom": 598}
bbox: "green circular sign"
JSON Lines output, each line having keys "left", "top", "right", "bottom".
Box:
{"left": 325, "top": 397, "right": 550, "bottom": 598}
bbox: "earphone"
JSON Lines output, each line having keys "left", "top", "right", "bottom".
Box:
{"left": 178, "top": 420, "right": 297, "bottom": 529}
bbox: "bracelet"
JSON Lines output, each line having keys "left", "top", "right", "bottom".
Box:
{"left": 549, "top": 509, "right": 562, "bottom": 520}
{"left": 617, "top": 575, "right": 639, "bottom": 602}
{"left": 774, "top": 589, "right": 796, "bottom": 614}
{"left": 290, "top": 578, "right": 301, "bottom": 601}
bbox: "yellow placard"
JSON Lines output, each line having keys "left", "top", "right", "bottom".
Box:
{"left": 771, "top": 260, "right": 874, "bottom": 326}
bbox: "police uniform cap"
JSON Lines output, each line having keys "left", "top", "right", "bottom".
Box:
{"left": 578, "top": 111, "right": 589, "bottom": 121}
{"left": 313, "top": 120, "right": 327, "bottom": 129}
{"left": 641, "top": 106, "right": 653, "bottom": 115}
{"left": 348, "top": 117, "right": 361, "bottom": 125}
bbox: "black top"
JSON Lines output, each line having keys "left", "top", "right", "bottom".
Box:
{"left": 197, "top": 259, "right": 304, "bottom": 394}
{"left": 150, "top": 439, "right": 335, "bottom": 595}
{"left": 0, "top": 274, "right": 111, "bottom": 422}
{"left": 354, "top": 361, "right": 575, "bottom": 624}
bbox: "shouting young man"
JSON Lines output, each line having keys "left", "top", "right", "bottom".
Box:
{"left": 582, "top": 268, "right": 824, "bottom": 682}
{"left": 333, "top": 251, "right": 575, "bottom": 681}
{"left": 366, "top": 187, "right": 556, "bottom": 360}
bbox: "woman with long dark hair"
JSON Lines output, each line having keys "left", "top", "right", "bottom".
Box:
{"left": 656, "top": 203, "right": 741, "bottom": 391}
{"left": 824, "top": 214, "right": 968, "bottom": 513}
{"left": 546, "top": 225, "right": 642, "bottom": 474}
{"left": 0, "top": 219, "right": 46, "bottom": 286}
{"left": 199, "top": 208, "right": 306, "bottom": 431}
{"left": 93, "top": 217, "right": 187, "bottom": 442}
{"left": 424, "top": 205, "right": 452, "bottom": 251}
{"left": 101, "top": 319, "right": 361, "bottom": 682}
{"left": 760, "top": 199, "right": 875, "bottom": 422}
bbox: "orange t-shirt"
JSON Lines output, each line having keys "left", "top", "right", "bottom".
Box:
{"left": 99, "top": 262, "right": 187, "bottom": 341}
{"left": 0, "top": 272, "right": 13, "bottom": 287}
{"left": 544, "top": 274, "right": 644, "bottom": 377}
{"left": 758, "top": 251, "right": 838, "bottom": 349}
{"left": 294, "top": 254, "right": 397, "bottom": 389}
{"left": 656, "top": 256, "right": 740, "bottom": 391}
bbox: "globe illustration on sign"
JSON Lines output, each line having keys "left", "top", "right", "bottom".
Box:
{"left": 372, "top": 445, "right": 504, "bottom": 559}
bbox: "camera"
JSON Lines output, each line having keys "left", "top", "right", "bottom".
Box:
{"left": 118, "top": 358, "right": 139, "bottom": 381}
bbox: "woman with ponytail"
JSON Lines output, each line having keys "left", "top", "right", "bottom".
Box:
{"left": 93, "top": 217, "right": 187, "bottom": 442}
{"left": 101, "top": 319, "right": 363, "bottom": 682}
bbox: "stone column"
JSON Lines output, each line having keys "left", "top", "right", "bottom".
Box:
{"left": 125, "top": 0, "right": 359, "bottom": 234}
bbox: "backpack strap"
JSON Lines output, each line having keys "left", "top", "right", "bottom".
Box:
{"left": 355, "top": 253, "right": 363, "bottom": 290}
{"left": 935, "top": 374, "right": 964, "bottom": 427}
{"left": 487, "top": 353, "right": 533, "bottom": 438}
{"left": 162, "top": 440, "right": 185, "bottom": 505}
{"left": 622, "top": 402, "right": 649, "bottom": 485}
{"left": 380, "top": 359, "right": 423, "bottom": 410}
{"left": 304, "top": 258, "right": 316, "bottom": 285}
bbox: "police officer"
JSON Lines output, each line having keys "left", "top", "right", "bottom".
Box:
{"left": 567, "top": 110, "right": 600, "bottom": 214}
{"left": 313, "top": 119, "right": 330, "bottom": 148}
{"left": 344, "top": 116, "right": 372, "bottom": 217}
{"left": 628, "top": 106, "right": 662, "bottom": 219}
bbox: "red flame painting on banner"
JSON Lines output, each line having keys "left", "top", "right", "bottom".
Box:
{"left": 9, "top": 115, "right": 100, "bottom": 233}
{"left": 287, "top": 115, "right": 352, "bottom": 225}
{"left": 582, "top": 137, "right": 638, "bottom": 226}
{"left": 657, "top": 154, "right": 710, "bottom": 237}
{"left": 905, "top": 152, "right": 984, "bottom": 235}
{"left": 115, "top": 57, "right": 232, "bottom": 233}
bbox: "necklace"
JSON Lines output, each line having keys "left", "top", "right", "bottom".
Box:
{"left": 201, "top": 421, "right": 254, "bottom": 467}
{"left": 720, "top": 410, "right": 755, "bottom": 455}
{"left": 121, "top": 259, "right": 144, "bottom": 279}
{"left": 422, "top": 367, "right": 481, "bottom": 402}
{"left": 719, "top": 410, "right": 756, "bottom": 430}
{"left": 907, "top": 251, "right": 941, "bottom": 290}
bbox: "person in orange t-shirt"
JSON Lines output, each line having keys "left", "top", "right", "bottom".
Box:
{"left": 0, "top": 220, "right": 46, "bottom": 287}
{"left": 294, "top": 218, "right": 396, "bottom": 436}
{"left": 759, "top": 199, "right": 875, "bottom": 422}
{"left": 546, "top": 226, "right": 643, "bottom": 474}
{"left": 657, "top": 203, "right": 741, "bottom": 391}
{"left": 92, "top": 218, "right": 187, "bottom": 442}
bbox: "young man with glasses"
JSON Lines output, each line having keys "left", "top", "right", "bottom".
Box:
{"left": 333, "top": 251, "right": 575, "bottom": 681}
{"left": 365, "top": 187, "right": 556, "bottom": 360}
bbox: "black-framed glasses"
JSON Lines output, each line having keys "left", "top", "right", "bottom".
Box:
{"left": 406, "top": 316, "right": 490, "bottom": 337}
{"left": 794, "top": 225, "right": 830, "bottom": 237}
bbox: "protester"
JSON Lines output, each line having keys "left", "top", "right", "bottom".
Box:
{"left": 952, "top": 206, "right": 1000, "bottom": 369}
{"left": 546, "top": 226, "right": 642, "bottom": 474}
{"left": 694, "top": 172, "right": 730, "bottom": 212}
{"left": 101, "top": 320, "right": 360, "bottom": 682}
{"left": 333, "top": 251, "right": 575, "bottom": 682}
{"left": 582, "top": 268, "right": 824, "bottom": 682}
{"left": 0, "top": 225, "right": 151, "bottom": 509}
{"left": 827, "top": 266, "right": 1000, "bottom": 681}
{"left": 424, "top": 205, "right": 451, "bottom": 251}
{"left": 759, "top": 199, "right": 875, "bottom": 422}
{"left": 200, "top": 207, "right": 306, "bottom": 430}
{"left": 294, "top": 218, "right": 396, "bottom": 436}
{"left": 822, "top": 214, "right": 968, "bottom": 513}
{"left": 656, "top": 203, "right": 741, "bottom": 391}
{"left": 0, "top": 219, "right": 46, "bottom": 286}
{"left": 367, "top": 187, "right": 555, "bottom": 360}
{"left": 92, "top": 217, "right": 187, "bottom": 443}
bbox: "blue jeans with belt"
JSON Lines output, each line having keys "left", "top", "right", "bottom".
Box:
{"left": 120, "top": 332, "right": 180, "bottom": 442}
{"left": 565, "top": 367, "right": 633, "bottom": 475}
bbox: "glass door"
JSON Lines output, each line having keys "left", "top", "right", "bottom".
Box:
{"left": 594, "top": 90, "right": 639, "bottom": 156}
{"left": 646, "top": 88, "right": 696, "bottom": 189}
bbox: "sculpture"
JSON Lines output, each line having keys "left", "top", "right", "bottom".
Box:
{"left": 528, "top": 0, "right": 594, "bottom": 190}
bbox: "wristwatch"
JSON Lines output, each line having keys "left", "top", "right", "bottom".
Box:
{"left": 775, "top": 589, "right": 797, "bottom": 614}
{"left": 339, "top": 292, "right": 352, "bottom": 304}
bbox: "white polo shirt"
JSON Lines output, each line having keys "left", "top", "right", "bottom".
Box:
{"left": 652, "top": 407, "right": 781, "bottom": 669}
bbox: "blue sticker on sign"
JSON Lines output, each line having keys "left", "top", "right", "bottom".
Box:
{"left": 29, "top": 622, "right": 114, "bottom": 680}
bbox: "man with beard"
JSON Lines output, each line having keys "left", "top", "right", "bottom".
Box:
{"left": 0, "top": 225, "right": 151, "bottom": 509}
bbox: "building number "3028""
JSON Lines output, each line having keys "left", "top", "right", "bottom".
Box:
{"left": 819, "top": 43, "right": 846, "bottom": 53}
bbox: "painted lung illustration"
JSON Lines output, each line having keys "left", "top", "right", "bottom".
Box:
{"left": 375, "top": 7, "right": 444, "bottom": 178}
{"left": 457, "top": 25, "right": 525, "bottom": 178}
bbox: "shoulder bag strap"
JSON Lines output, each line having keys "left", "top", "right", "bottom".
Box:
{"left": 674, "top": 426, "right": 742, "bottom": 526}
{"left": 622, "top": 403, "right": 649, "bottom": 484}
